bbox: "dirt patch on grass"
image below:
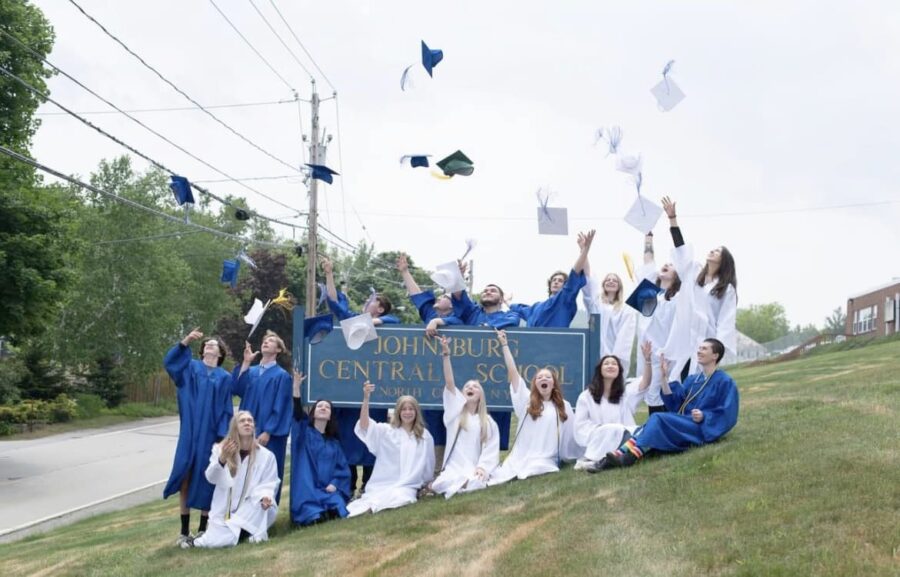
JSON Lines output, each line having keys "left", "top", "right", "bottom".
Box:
{"left": 461, "top": 510, "right": 560, "bottom": 577}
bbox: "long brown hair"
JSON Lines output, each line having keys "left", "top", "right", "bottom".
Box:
{"left": 588, "top": 356, "right": 625, "bottom": 404}
{"left": 696, "top": 246, "right": 737, "bottom": 300}
{"left": 526, "top": 368, "right": 568, "bottom": 422}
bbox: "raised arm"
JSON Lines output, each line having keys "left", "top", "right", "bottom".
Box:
{"left": 572, "top": 229, "right": 596, "bottom": 274}
{"left": 661, "top": 196, "right": 684, "bottom": 248}
{"left": 292, "top": 370, "right": 307, "bottom": 421}
{"left": 659, "top": 354, "right": 674, "bottom": 396}
{"left": 359, "top": 381, "right": 375, "bottom": 432}
{"left": 497, "top": 330, "right": 521, "bottom": 391}
{"left": 397, "top": 253, "right": 423, "bottom": 296}
{"left": 440, "top": 336, "right": 455, "bottom": 392}
{"left": 643, "top": 232, "right": 655, "bottom": 265}
{"left": 322, "top": 257, "right": 339, "bottom": 302}
{"left": 637, "top": 341, "right": 653, "bottom": 393}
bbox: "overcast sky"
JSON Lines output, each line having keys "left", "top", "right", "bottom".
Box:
{"left": 28, "top": 0, "right": 900, "bottom": 328}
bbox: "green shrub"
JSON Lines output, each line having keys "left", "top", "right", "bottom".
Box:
{"left": 73, "top": 393, "right": 107, "bottom": 419}
{"left": 85, "top": 356, "right": 128, "bottom": 408}
{"left": 0, "top": 357, "right": 26, "bottom": 405}
{"left": 48, "top": 394, "right": 78, "bottom": 423}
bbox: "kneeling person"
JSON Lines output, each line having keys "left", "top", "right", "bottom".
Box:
{"left": 187, "top": 411, "right": 280, "bottom": 548}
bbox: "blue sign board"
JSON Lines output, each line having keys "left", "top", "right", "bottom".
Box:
{"left": 293, "top": 310, "right": 601, "bottom": 410}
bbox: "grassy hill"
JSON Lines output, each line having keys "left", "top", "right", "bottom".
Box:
{"left": 1, "top": 340, "right": 897, "bottom": 577}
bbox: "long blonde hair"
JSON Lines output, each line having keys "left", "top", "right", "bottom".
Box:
{"left": 390, "top": 395, "right": 426, "bottom": 440}
{"left": 601, "top": 273, "right": 624, "bottom": 310}
{"left": 458, "top": 380, "right": 493, "bottom": 444}
{"left": 220, "top": 410, "right": 258, "bottom": 476}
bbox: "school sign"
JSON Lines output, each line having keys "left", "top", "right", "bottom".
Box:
{"left": 293, "top": 310, "right": 602, "bottom": 410}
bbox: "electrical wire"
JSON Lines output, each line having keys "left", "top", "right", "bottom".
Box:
{"left": 36, "top": 98, "right": 295, "bottom": 116}
{"left": 246, "top": 0, "right": 315, "bottom": 81}
{"left": 267, "top": 0, "right": 336, "bottom": 92}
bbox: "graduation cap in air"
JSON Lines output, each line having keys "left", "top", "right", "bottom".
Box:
{"left": 436, "top": 150, "right": 474, "bottom": 177}
{"left": 535, "top": 188, "right": 568, "bottom": 235}
{"left": 305, "top": 164, "right": 340, "bottom": 184}
{"left": 243, "top": 289, "right": 295, "bottom": 338}
{"left": 169, "top": 175, "right": 194, "bottom": 205}
{"left": 625, "top": 278, "right": 663, "bottom": 317}
{"left": 623, "top": 195, "right": 663, "bottom": 235}
{"left": 421, "top": 40, "right": 444, "bottom": 77}
{"left": 400, "top": 154, "right": 431, "bottom": 168}
{"left": 430, "top": 261, "right": 467, "bottom": 293}
{"left": 304, "top": 313, "right": 334, "bottom": 345}
{"left": 650, "top": 60, "right": 686, "bottom": 111}
{"left": 340, "top": 313, "right": 378, "bottom": 350}
{"left": 221, "top": 259, "right": 240, "bottom": 288}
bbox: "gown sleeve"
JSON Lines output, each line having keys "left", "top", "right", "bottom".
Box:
{"left": 163, "top": 343, "right": 191, "bottom": 386}
{"left": 699, "top": 373, "right": 740, "bottom": 443}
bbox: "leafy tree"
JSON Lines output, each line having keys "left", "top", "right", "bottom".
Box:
{"left": 823, "top": 307, "right": 847, "bottom": 334}
{"left": 17, "top": 344, "right": 68, "bottom": 401}
{"left": 0, "top": 2, "right": 75, "bottom": 343}
{"left": 84, "top": 355, "right": 127, "bottom": 408}
{"left": 736, "top": 302, "right": 790, "bottom": 344}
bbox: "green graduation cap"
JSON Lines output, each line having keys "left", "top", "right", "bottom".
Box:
{"left": 436, "top": 150, "right": 475, "bottom": 177}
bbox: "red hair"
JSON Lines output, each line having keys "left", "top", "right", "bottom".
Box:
{"left": 526, "top": 368, "right": 568, "bottom": 422}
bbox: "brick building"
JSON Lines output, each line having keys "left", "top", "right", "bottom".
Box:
{"left": 846, "top": 280, "right": 900, "bottom": 337}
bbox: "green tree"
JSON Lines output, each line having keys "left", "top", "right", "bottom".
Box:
{"left": 736, "top": 302, "right": 791, "bottom": 344}
{"left": 823, "top": 307, "right": 847, "bottom": 334}
{"left": 0, "top": 1, "right": 74, "bottom": 343}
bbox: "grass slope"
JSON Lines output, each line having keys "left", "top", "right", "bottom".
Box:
{"left": 1, "top": 341, "right": 898, "bottom": 577}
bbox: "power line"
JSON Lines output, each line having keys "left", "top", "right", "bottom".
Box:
{"left": 0, "top": 144, "right": 288, "bottom": 249}
{"left": 0, "top": 58, "right": 306, "bottom": 230}
{"left": 94, "top": 230, "right": 206, "bottom": 245}
{"left": 192, "top": 174, "right": 300, "bottom": 184}
{"left": 246, "top": 0, "right": 315, "bottom": 81}
{"left": 268, "top": 0, "right": 336, "bottom": 92}
{"left": 67, "top": 0, "right": 302, "bottom": 174}
{"left": 207, "top": 0, "right": 297, "bottom": 92}
{"left": 36, "top": 98, "right": 296, "bottom": 116}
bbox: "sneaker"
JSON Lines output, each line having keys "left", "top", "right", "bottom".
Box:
{"left": 175, "top": 534, "right": 192, "bottom": 548}
{"left": 585, "top": 457, "right": 611, "bottom": 474}
{"left": 573, "top": 458, "right": 593, "bottom": 471}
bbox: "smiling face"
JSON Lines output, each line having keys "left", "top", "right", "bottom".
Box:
{"left": 600, "top": 356, "right": 621, "bottom": 381}
{"left": 658, "top": 263, "right": 677, "bottom": 288}
{"left": 201, "top": 339, "right": 222, "bottom": 362}
{"left": 602, "top": 274, "right": 621, "bottom": 296}
{"left": 533, "top": 368, "right": 556, "bottom": 401}
{"left": 398, "top": 401, "right": 417, "bottom": 425}
{"left": 707, "top": 246, "right": 723, "bottom": 266}
{"left": 462, "top": 380, "right": 483, "bottom": 406}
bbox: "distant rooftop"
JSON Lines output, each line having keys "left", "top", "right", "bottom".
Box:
{"left": 848, "top": 278, "right": 900, "bottom": 300}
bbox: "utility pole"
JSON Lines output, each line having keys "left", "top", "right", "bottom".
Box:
{"left": 304, "top": 80, "right": 334, "bottom": 317}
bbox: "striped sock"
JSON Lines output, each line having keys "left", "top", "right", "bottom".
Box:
{"left": 623, "top": 438, "right": 644, "bottom": 459}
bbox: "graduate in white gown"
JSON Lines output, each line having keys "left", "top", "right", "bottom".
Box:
{"left": 574, "top": 342, "right": 653, "bottom": 472}
{"left": 188, "top": 411, "right": 280, "bottom": 548}
{"left": 430, "top": 335, "right": 500, "bottom": 498}
{"left": 662, "top": 197, "right": 738, "bottom": 373}
{"left": 488, "top": 330, "right": 579, "bottom": 485}
{"left": 582, "top": 268, "right": 637, "bottom": 378}
{"left": 347, "top": 383, "right": 435, "bottom": 517}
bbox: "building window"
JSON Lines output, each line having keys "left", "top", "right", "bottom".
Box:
{"left": 853, "top": 305, "right": 877, "bottom": 334}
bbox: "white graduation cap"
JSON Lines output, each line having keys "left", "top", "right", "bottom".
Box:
{"left": 244, "top": 298, "right": 268, "bottom": 338}
{"left": 537, "top": 206, "right": 569, "bottom": 235}
{"left": 430, "top": 261, "right": 467, "bottom": 293}
{"left": 340, "top": 313, "right": 378, "bottom": 350}
{"left": 624, "top": 196, "right": 663, "bottom": 235}
{"left": 651, "top": 60, "right": 685, "bottom": 111}
{"left": 615, "top": 154, "right": 643, "bottom": 178}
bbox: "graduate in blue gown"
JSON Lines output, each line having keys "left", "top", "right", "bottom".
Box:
{"left": 600, "top": 338, "right": 739, "bottom": 469}
{"left": 163, "top": 329, "right": 234, "bottom": 546}
{"left": 509, "top": 230, "right": 595, "bottom": 328}
{"left": 289, "top": 370, "right": 351, "bottom": 526}
{"left": 322, "top": 257, "right": 396, "bottom": 492}
{"left": 231, "top": 330, "right": 293, "bottom": 504}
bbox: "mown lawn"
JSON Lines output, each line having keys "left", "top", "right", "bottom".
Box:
{"left": 1, "top": 341, "right": 897, "bottom": 577}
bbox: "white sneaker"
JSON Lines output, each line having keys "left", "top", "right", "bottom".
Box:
{"left": 573, "top": 458, "right": 594, "bottom": 471}
{"left": 175, "top": 534, "right": 193, "bottom": 548}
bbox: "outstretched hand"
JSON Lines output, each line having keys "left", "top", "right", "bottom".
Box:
{"left": 181, "top": 328, "right": 203, "bottom": 346}
{"left": 577, "top": 229, "right": 596, "bottom": 252}
{"left": 396, "top": 253, "right": 409, "bottom": 272}
{"left": 496, "top": 329, "right": 508, "bottom": 347}
{"left": 661, "top": 196, "right": 677, "bottom": 218}
{"left": 439, "top": 335, "right": 451, "bottom": 355}
{"left": 362, "top": 380, "right": 376, "bottom": 399}
{"left": 641, "top": 340, "right": 652, "bottom": 363}
{"left": 320, "top": 257, "right": 333, "bottom": 275}
{"left": 243, "top": 341, "right": 259, "bottom": 365}
{"left": 659, "top": 354, "right": 670, "bottom": 380}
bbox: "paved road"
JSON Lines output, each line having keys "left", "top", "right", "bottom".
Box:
{"left": 0, "top": 416, "right": 180, "bottom": 542}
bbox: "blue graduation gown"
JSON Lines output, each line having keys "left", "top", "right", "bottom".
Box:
{"left": 410, "top": 290, "right": 463, "bottom": 326}
{"left": 162, "top": 344, "right": 233, "bottom": 510}
{"left": 634, "top": 369, "right": 739, "bottom": 453}
{"left": 290, "top": 399, "right": 351, "bottom": 525}
{"left": 327, "top": 290, "right": 400, "bottom": 324}
{"left": 509, "top": 269, "right": 586, "bottom": 328}
{"left": 232, "top": 363, "right": 293, "bottom": 503}
{"left": 451, "top": 291, "right": 521, "bottom": 329}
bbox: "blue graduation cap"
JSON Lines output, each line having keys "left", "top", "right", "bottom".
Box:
{"left": 421, "top": 40, "right": 443, "bottom": 77}
{"left": 625, "top": 278, "right": 663, "bottom": 317}
{"left": 221, "top": 258, "right": 240, "bottom": 288}
{"left": 169, "top": 175, "right": 194, "bottom": 206}
{"left": 304, "top": 313, "right": 334, "bottom": 345}
{"left": 400, "top": 154, "right": 431, "bottom": 168}
{"left": 305, "top": 164, "right": 339, "bottom": 184}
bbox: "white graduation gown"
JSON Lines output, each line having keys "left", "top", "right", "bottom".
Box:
{"left": 488, "top": 378, "right": 579, "bottom": 485}
{"left": 194, "top": 444, "right": 280, "bottom": 548}
{"left": 347, "top": 420, "right": 435, "bottom": 516}
{"left": 583, "top": 278, "right": 638, "bottom": 377}
{"left": 668, "top": 245, "right": 737, "bottom": 375}
{"left": 574, "top": 380, "right": 645, "bottom": 461}
{"left": 431, "top": 388, "right": 500, "bottom": 499}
